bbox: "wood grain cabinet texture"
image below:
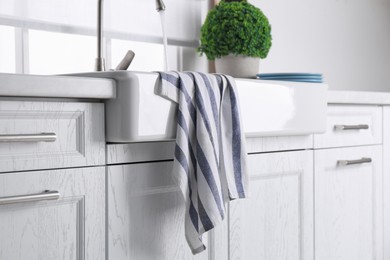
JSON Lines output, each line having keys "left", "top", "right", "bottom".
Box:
{"left": 105, "top": 103, "right": 388, "bottom": 260}
{"left": 314, "top": 146, "right": 383, "bottom": 260}
{"left": 3, "top": 99, "right": 388, "bottom": 260}
{"left": 314, "top": 104, "right": 385, "bottom": 260}
{"left": 228, "top": 150, "right": 314, "bottom": 260}
{"left": 0, "top": 167, "right": 105, "bottom": 260}
{"left": 107, "top": 149, "right": 314, "bottom": 260}
{"left": 0, "top": 100, "right": 105, "bottom": 173}
{"left": 105, "top": 103, "right": 389, "bottom": 260}
{"left": 313, "top": 105, "right": 382, "bottom": 149}
{"left": 107, "top": 162, "right": 210, "bottom": 260}
{"left": 0, "top": 100, "right": 106, "bottom": 260}
{"left": 383, "top": 106, "right": 390, "bottom": 260}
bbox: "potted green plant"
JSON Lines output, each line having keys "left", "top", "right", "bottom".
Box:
{"left": 198, "top": 0, "right": 272, "bottom": 78}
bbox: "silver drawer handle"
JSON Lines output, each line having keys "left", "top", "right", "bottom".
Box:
{"left": 334, "top": 124, "right": 369, "bottom": 131}
{"left": 0, "top": 133, "right": 57, "bottom": 142}
{"left": 0, "top": 190, "right": 60, "bottom": 205}
{"left": 337, "top": 157, "right": 372, "bottom": 166}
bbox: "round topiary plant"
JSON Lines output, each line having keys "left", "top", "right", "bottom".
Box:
{"left": 198, "top": 0, "right": 272, "bottom": 61}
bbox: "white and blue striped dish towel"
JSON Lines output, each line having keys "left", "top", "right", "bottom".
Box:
{"left": 157, "top": 71, "right": 248, "bottom": 254}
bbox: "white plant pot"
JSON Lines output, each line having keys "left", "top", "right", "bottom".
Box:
{"left": 215, "top": 55, "right": 260, "bottom": 78}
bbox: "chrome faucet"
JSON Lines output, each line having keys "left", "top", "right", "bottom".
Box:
{"left": 95, "top": 0, "right": 166, "bottom": 71}
{"left": 95, "top": 0, "right": 105, "bottom": 71}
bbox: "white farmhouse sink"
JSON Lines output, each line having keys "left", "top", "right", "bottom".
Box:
{"left": 236, "top": 78, "right": 327, "bottom": 137}
{"left": 74, "top": 71, "right": 328, "bottom": 143}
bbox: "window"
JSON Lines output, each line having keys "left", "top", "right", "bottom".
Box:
{"left": 29, "top": 30, "right": 95, "bottom": 74}
{"left": 0, "top": 0, "right": 208, "bottom": 74}
{"left": 111, "top": 39, "right": 180, "bottom": 71}
{"left": 0, "top": 25, "right": 16, "bottom": 73}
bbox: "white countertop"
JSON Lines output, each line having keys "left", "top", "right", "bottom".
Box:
{"left": 328, "top": 90, "right": 390, "bottom": 105}
{"left": 0, "top": 73, "right": 115, "bottom": 99}
{"left": 1, "top": 72, "right": 390, "bottom": 106}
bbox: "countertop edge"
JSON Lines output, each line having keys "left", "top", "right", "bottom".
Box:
{"left": 0, "top": 73, "right": 116, "bottom": 99}
{"left": 328, "top": 90, "right": 390, "bottom": 105}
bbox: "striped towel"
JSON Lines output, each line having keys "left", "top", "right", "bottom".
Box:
{"left": 157, "top": 72, "right": 248, "bottom": 254}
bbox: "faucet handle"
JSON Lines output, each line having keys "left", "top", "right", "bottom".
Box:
{"left": 115, "top": 50, "right": 135, "bottom": 71}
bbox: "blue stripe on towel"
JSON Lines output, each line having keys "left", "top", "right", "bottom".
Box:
{"left": 162, "top": 73, "right": 179, "bottom": 86}
{"left": 198, "top": 196, "right": 214, "bottom": 231}
{"left": 177, "top": 109, "right": 197, "bottom": 173}
{"left": 175, "top": 144, "right": 200, "bottom": 232}
{"left": 192, "top": 77, "right": 219, "bottom": 166}
{"left": 196, "top": 142, "right": 225, "bottom": 219}
{"left": 227, "top": 79, "right": 245, "bottom": 198}
{"left": 177, "top": 80, "right": 197, "bottom": 125}
{"left": 215, "top": 75, "right": 223, "bottom": 95}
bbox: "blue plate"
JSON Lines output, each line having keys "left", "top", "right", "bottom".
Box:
{"left": 257, "top": 72, "right": 322, "bottom": 78}
{"left": 259, "top": 78, "right": 323, "bottom": 83}
{"left": 258, "top": 75, "right": 322, "bottom": 80}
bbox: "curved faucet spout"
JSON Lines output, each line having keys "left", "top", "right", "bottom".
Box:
{"left": 95, "top": 0, "right": 166, "bottom": 71}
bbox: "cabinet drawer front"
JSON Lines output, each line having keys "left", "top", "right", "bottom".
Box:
{"left": 314, "top": 146, "right": 383, "bottom": 260}
{"left": 314, "top": 105, "right": 382, "bottom": 148}
{"left": 0, "top": 167, "right": 105, "bottom": 260}
{"left": 0, "top": 101, "right": 105, "bottom": 172}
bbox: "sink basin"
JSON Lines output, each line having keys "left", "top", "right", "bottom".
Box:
{"left": 74, "top": 71, "right": 328, "bottom": 143}
{"left": 236, "top": 78, "right": 327, "bottom": 137}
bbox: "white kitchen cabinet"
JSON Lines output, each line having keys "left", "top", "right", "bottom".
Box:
{"left": 228, "top": 150, "right": 314, "bottom": 260}
{"left": 383, "top": 106, "right": 390, "bottom": 260}
{"left": 314, "top": 145, "right": 383, "bottom": 260}
{"left": 106, "top": 143, "right": 315, "bottom": 260}
{"left": 314, "top": 104, "right": 384, "bottom": 260}
{"left": 0, "top": 99, "right": 106, "bottom": 260}
{"left": 0, "top": 166, "right": 105, "bottom": 260}
{"left": 107, "top": 162, "right": 209, "bottom": 260}
{"left": 105, "top": 102, "right": 388, "bottom": 259}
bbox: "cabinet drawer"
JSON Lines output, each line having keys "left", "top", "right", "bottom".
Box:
{"left": 0, "top": 167, "right": 105, "bottom": 260}
{"left": 314, "top": 105, "right": 382, "bottom": 148}
{"left": 0, "top": 101, "right": 105, "bottom": 172}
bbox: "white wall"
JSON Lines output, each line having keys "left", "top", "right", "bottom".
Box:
{"left": 0, "top": 0, "right": 203, "bottom": 43}
{"left": 253, "top": 0, "right": 390, "bottom": 91}
{"left": 1, "top": 0, "right": 389, "bottom": 91}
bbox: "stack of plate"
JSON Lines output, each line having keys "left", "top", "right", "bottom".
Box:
{"left": 257, "top": 73, "right": 323, "bottom": 83}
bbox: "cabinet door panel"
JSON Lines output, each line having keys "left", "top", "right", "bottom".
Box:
{"left": 315, "top": 146, "right": 383, "bottom": 260}
{"left": 383, "top": 106, "right": 390, "bottom": 260}
{"left": 229, "top": 150, "right": 314, "bottom": 260}
{"left": 0, "top": 167, "right": 105, "bottom": 260}
{"left": 107, "top": 162, "right": 209, "bottom": 260}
